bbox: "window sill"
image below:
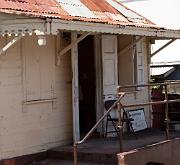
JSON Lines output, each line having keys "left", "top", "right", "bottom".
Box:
{"left": 23, "top": 98, "right": 56, "bottom": 105}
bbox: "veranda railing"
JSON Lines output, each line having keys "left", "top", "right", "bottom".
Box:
{"left": 73, "top": 81, "right": 180, "bottom": 165}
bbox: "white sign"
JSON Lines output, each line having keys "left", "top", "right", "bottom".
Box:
{"left": 128, "top": 109, "right": 147, "bottom": 132}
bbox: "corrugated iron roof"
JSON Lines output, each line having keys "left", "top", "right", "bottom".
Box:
{"left": 151, "top": 66, "right": 175, "bottom": 76}
{"left": 0, "top": 0, "right": 157, "bottom": 28}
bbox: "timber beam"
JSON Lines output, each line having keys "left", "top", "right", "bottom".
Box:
{"left": 118, "top": 36, "right": 145, "bottom": 56}
{"left": 151, "top": 39, "right": 176, "bottom": 57}
{"left": 58, "top": 32, "right": 90, "bottom": 58}
{"left": 0, "top": 35, "right": 23, "bottom": 55}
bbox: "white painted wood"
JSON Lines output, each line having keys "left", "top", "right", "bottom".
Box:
{"left": 23, "top": 36, "right": 41, "bottom": 101}
{"left": 136, "top": 38, "right": 145, "bottom": 85}
{"left": 0, "top": 17, "right": 47, "bottom": 35}
{"left": 23, "top": 98, "right": 56, "bottom": 105}
{"left": 151, "top": 39, "right": 176, "bottom": 57}
{"left": 0, "top": 35, "right": 23, "bottom": 55}
{"left": 102, "top": 35, "right": 119, "bottom": 135}
{"left": 0, "top": 35, "right": 73, "bottom": 160}
{"left": 0, "top": 13, "right": 179, "bottom": 39}
{"left": 57, "top": 32, "right": 90, "bottom": 59}
{"left": 22, "top": 35, "right": 55, "bottom": 101}
{"left": 71, "top": 32, "right": 80, "bottom": 141}
{"left": 94, "top": 35, "right": 104, "bottom": 134}
{"left": 102, "top": 35, "right": 118, "bottom": 96}
{"left": 51, "top": 19, "right": 180, "bottom": 39}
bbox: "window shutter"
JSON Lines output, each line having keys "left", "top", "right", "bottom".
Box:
{"left": 23, "top": 36, "right": 54, "bottom": 101}
{"left": 136, "top": 39, "right": 144, "bottom": 85}
{"left": 102, "top": 35, "right": 118, "bottom": 96}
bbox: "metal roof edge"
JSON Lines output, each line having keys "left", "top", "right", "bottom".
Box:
{"left": 0, "top": 13, "right": 179, "bottom": 38}
{"left": 51, "top": 19, "right": 180, "bottom": 38}
{"left": 164, "top": 67, "right": 176, "bottom": 78}
{"left": 150, "top": 66, "right": 175, "bottom": 76}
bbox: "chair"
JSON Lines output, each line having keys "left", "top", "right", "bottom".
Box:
{"left": 104, "top": 95, "right": 135, "bottom": 138}
{"left": 104, "top": 98, "right": 119, "bottom": 138}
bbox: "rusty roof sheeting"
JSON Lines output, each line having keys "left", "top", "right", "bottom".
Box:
{"left": 0, "top": 0, "right": 157, "bottom": 28}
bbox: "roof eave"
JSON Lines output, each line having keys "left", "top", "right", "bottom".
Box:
{"left": 0, "top": 14, "right": 180, "bottom": 39}
{"left": 51, "top": 19, "right": 180, "bottom": 38}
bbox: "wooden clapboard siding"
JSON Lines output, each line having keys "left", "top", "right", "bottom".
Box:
{"left": 0, "top": 35, "right": 73, "bottom": 159}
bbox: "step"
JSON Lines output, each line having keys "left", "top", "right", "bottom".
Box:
{"left": 32, "top": 159, "right": 111, "bottom": 165}
{"left": 48, "top": 146, "right": 117, "bottom": 164}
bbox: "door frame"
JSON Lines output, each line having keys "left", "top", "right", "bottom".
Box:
{"left": 71, "top": 32, "right": 80, "bottom": 142}
{"left": 72, "top": 33, "right": 104, "bottom": 141}
{"left": 94, "top": 35, "right": 104, "bottom": 135}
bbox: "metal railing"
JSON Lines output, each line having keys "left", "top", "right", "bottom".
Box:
{"left": 119, "top": 81, "right": 180, "bottom": 140}
{"left": 73, "top": 92, "right": 125, "bottom": 165}
{"left": 73, "top": 81, "right": 180, "bottom": 165}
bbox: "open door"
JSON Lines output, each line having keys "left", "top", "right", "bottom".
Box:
{"left": 102, "top": 35, "right": 118, "bottom": 135}
{"left": 78, "top": 35, "right": 96, "bottom": 137}
{"left": 102, "top": 35, "right": 118, "bottom": 96}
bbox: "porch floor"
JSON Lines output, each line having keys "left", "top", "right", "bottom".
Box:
{"left": 47, "top": 129, "right": 180, "bottom": 164}
{"left": 52, "top": 128, "right": 180, "bottom": 152}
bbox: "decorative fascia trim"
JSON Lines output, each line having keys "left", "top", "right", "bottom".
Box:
{"left": 51, "top": 19, "right": 180, "bottom": 39}
{"left": 0, "top": 17, "right": 180, "bottom": 39}
{"left": 0, "top": 19, "right": 49, "bottom": 36}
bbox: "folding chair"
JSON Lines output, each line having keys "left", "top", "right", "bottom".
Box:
{"left": 121, "top": 105, "right": 136, "bottom": 138}
{"left": 104, "top": 98, "right": 119, "bottom": 138}
{"left": 104, "top": 95, "right": 135, "bottom": 138}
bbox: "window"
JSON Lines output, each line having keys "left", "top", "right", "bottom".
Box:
{"left": 118, "top": 36, "right": 145, "bottom": 91}
{"left": 22, "top": 35, "right": 55, "bottom": 102}
{"left": 135, "top": 38, "right": 145, "bottom": 85}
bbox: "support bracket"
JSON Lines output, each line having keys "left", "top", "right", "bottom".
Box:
{"left": 118, "top": 36, "right": 145, "bottom": 56}
{"left": 58, "top": 32, "right": 90, "bottom": 58}
{"left": 151, "top": 39, "right": 176, "bottom": 57}
{"left": 0, "top": 35, "right": 23, "bottom": 55}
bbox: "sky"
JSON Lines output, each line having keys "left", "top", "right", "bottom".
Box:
{"left": 119, "top": 0, "right": 180, "bottom": 63}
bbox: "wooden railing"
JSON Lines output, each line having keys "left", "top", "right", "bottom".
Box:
{"left": 118, "top": 81, "right": 180, "bottom": 139}
{"left": 73, "top": 81, "right": 180, "bottom": 165}
{"left": 73, "top": 92, "right": 125, "bottom": 165}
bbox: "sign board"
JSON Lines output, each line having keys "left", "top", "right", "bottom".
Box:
{"left": 128, "top": 108, "right": 147, "bottom": 132}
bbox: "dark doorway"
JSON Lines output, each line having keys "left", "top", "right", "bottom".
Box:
{"left": 78, "top": 35, "right": 96, "bottom": 136}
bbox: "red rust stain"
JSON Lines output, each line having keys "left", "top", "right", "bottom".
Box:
{"left": 0, "top": 0, "right": 157, "bottom": 28}
{"left": 80, "top": 0, "right": 119, "bottom": 14}
{"left": 1, "top": 0, "right": 68, "bottom": 15}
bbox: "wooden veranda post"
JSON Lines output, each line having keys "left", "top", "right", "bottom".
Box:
{"left": 71, "top": 32, "right": 80, "bottom": 142}
{"left": 117, "top": 87, "right": 123, "bottom": 152}
{"left": 164, "top": 84, "right": 170, "bottom": 139}
{"left": 118, "top": 102, "right": 123, "bottom": 152}
{"left": 73, "top": 144, "right": 78, "bottom": 165}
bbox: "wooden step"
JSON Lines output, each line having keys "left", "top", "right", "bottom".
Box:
{"left": 47, "top": 146, "right": 117, "bottom": 164}
{"left": 31, "top": 159, "right": 112, "bottom": 165}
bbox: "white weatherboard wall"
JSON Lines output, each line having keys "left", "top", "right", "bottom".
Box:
{"left": 0, "top": 35, "right": 72, "bottom": 159}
